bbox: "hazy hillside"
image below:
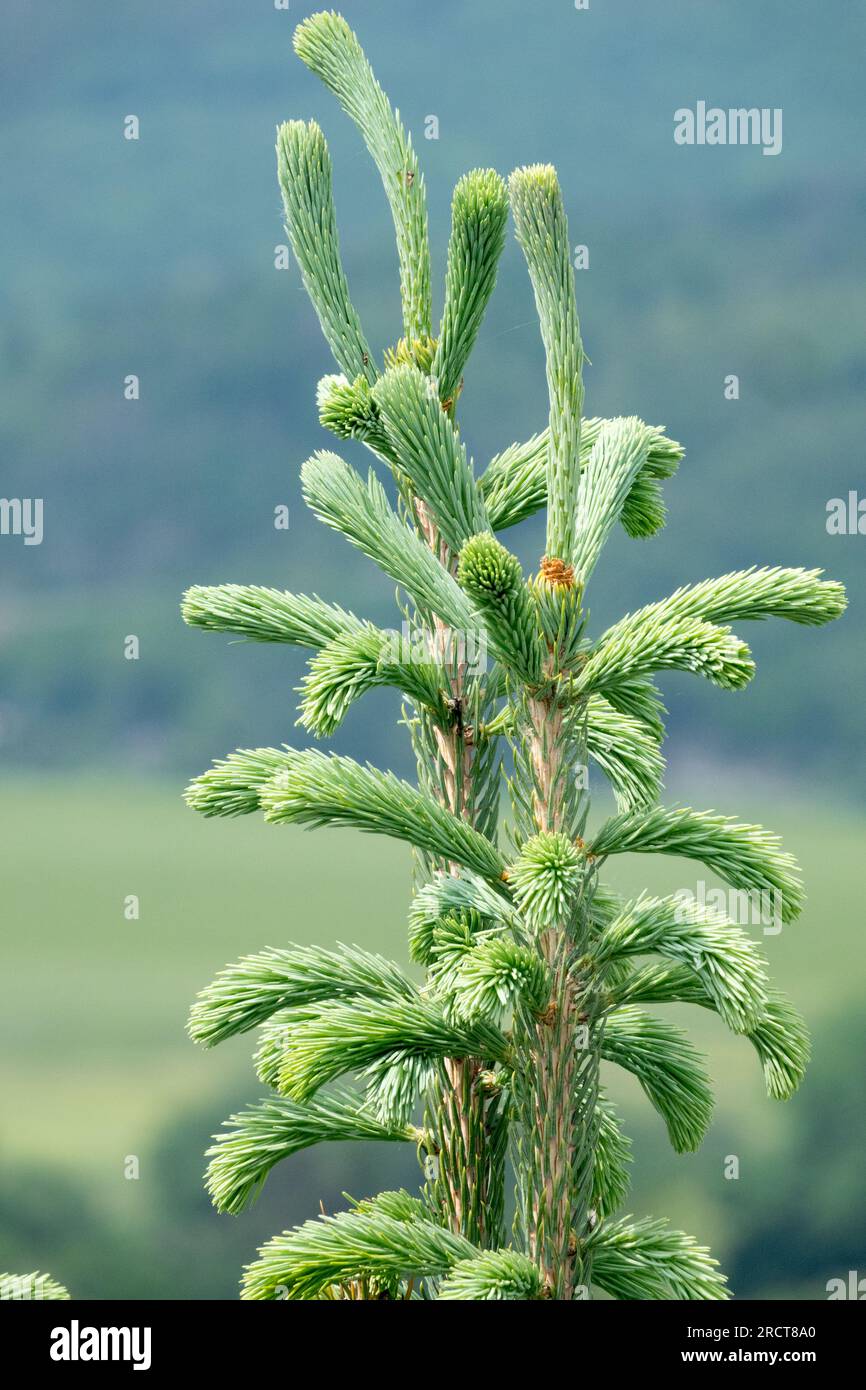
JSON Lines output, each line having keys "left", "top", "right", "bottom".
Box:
{"left": 2, "top": 0, "right": 864, "bottom": 791}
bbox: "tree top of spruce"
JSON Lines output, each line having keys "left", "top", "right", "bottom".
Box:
{"left": 178, "top": 10, "right": 846, "bottom": 1302}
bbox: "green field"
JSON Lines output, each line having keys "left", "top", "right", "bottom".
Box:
{"left": 2, "top": 776, "right": 863, "bottom": 1298}
{"left": 1, "top": 778, "right": 414, "bottom": 1169}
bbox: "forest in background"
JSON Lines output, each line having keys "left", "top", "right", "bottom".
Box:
{"left": 1, "top": 0, "right": 864, "bottom": 790}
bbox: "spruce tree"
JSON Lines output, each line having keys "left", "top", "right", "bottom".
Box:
{"left": 0, "top": 1273, "right": 70, "bottom": 1301}
{"left": 183, "top": 11, "right": 846, "bottom": 1300}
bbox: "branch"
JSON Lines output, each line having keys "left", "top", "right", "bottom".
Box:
{"left": 577, "top": 614, "right": 755, "bottom": 694}
{"left": 598, "top": 675, "right": 666, "bottom": 741}
{"left": 259, "top": 748, "right": 507, "bottom": 882}
{"left": 273, "top": 995, "right": 510, "bottom": 1101}
{"left": 372, "top": 363, "right": 489, "bottom": 550}
{"left": 479, "top": 418, "right": 683, "bottom": 534}
{"left": 588, "top": 1216, "right": 729, "bottom": 1300}
{"left": 363, "top": 1051, "right": 437, "bottom": 1127}
{"left": 597, "top": 893, "right": 769, "bottom": 1033}
{"left": 205, "top": 1088, "right": 419, "bottom": 1214}
{"left": 438, "top": 1249, "right": 544, "bottom": 1300}
{"left": 316, "top": 372, "right": 391, "bottom": 453}
{"left": 610, "top": 966, "right": 810, "bottom": 1100}
{"left": 611, "top": 565, "right": 847, "bottom": 633}
{"left": 0, "top": 1272, "right": 70, "bottom": 1301}
{"left": 508, "top": 831, "right": 585, "bottom": 931}
{"left": 408, "top": 871, "right": 524, "bottom": 964}
{"left": 478, "top": 429, "right": 548, "bottom": 529}
{"left": 586, "top": 694, "right": 664, "bottom": 812}
{"left": 509, "top": 164, "right": 584, "bottom": 564}
{"left": 572, "top": 417, "right": 654, "bottom": 584}
{"left": 457, "top": 533, "right": 543, "bottom": 684}
{"left": 589, "top": 806, "right": 804, "bottom": 923}
{"left": 450, "top": 935, "right": 551, "bottom": 1021}
{"left": 432, "top": 169, "right": 509, "bottom": 405}
{"left": 242, "top": 1195, "right": 473, "bottom": 1299}
{"left": 181, "top": 584, "right": 363, "bottom": 648}
{"left": 276, "top": 120, "right": 377, "bottom": 381}
{"left": 601, "top": 1006, "right": 714, "bottom": 1153}
{"left": 298, "top": 622, "right": 449, "bottom": 735}
{"left": 188, "top": 941, "right": 417, "bottom": 1046}
{"left": 294, "top": 12, "right": 432, "bottom": 341}
{"left": 592, "top": 1099, "right": 633, "bottom": 1221}
{"left": 301, "top": 451, "right": 476, "bottom": 631}
{"left": 185, "top": 747, "right": 299, "bottom": 818}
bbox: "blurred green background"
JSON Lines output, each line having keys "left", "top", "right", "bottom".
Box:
{"left": 1, "top": 0, "right": 864, "bottom": 1298}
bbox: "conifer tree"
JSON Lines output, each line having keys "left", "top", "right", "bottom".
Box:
{"left": 0, "top": 1273, "right": 70, "bottom": 1301}
{"left": 183, "top": 11, "right": 846, "bottom": 1300}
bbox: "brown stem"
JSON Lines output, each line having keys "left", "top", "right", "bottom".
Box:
{"left": 521, "top": 687, "right": 597, "bottom": 1297}
{"left": 414, "top": 497, "right": 494, "bottom": 1245}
